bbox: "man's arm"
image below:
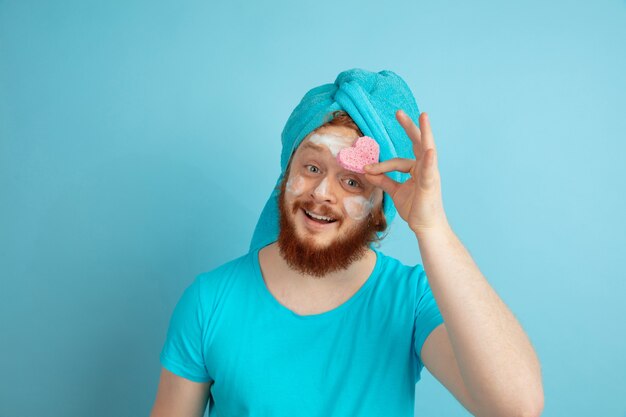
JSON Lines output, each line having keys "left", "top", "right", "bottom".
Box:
{"left": 363, "top": 110, "right": 544, "bottom": 415}
{"left": 417, "top": 225, "right": 544, "bottom": 417}
{"left": 150, "top": 368, "right": 212, "bottom": 417}
{"left": 418, "top": 323, "right": 481, "bottom": 415}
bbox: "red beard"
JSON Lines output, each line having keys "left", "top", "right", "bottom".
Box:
{"left": 276, "top": 174, "right": 387, "bottom": 278}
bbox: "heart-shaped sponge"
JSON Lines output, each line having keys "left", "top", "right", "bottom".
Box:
{"left": 337, "top": 136, "right": 380, "bottom": 173}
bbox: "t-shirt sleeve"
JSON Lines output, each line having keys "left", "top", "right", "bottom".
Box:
{"left": 159, "top": 275, "right": 213, "bottom": 383}
{"left": 413, "top": 265, "right": 445, "bottom": 381}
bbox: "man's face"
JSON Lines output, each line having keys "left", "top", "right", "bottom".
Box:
{"left": 276, "top": 125, "right": 386, "bottom": 277}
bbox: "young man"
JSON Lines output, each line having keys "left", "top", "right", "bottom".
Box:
{"left": 151, "top": 69, "right": 544, "bottom": 417}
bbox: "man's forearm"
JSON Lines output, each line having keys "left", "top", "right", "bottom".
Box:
{"left": 415, "top": 224, "right": 544, "bottom": 416}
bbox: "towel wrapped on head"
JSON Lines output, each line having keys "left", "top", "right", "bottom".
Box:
{"left": 250, "top": 68, "right": 422, "bottom": 252}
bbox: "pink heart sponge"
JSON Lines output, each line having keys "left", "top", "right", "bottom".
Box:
{"left": 337, "top": 136, "right": 380, "bottom": 174}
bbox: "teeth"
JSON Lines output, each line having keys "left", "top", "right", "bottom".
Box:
{"left": 305, "top": 210, "right": 335, "bottom": 222}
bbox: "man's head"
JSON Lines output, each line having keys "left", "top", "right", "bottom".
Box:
{"left": 276, "top": 111, "right": 388, "bottom": 278}
{"left": 250, "top": 69, "right": 421, "bottom": 252}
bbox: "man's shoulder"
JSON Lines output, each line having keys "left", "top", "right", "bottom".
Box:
{"left": 194, "top": 249, "right": 257, "bottom": 287}
{"left": 372, "top": 250, "right": 430, "bottom": 313}
{"left": 374, "top": 249, "right": 426, "bottom": 284}
{"left": 182, "top": 250, "right": 257, "bottom": 312}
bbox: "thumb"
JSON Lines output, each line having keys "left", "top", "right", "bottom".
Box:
{"left": 364, "top": 173, "right": 399, "bottom": 198}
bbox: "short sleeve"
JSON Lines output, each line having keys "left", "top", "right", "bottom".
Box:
{"left": 413, "top": 265, "right": 445, "bottom": 382}
{"left": 159, "top": 276, "right": 213, "bottom": 383}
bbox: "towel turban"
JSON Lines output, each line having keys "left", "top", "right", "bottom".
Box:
{"left": 249, "top": 68, "right": 421, "bottom": 252}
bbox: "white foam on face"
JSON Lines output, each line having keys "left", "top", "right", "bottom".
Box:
{"left": 308, "top": 133, "right": 354, "bottom": 157}
{"left": 286, "top": 174, "right": 305, "bottom": 196}
{"left": 343, "top": 194, "right": 375, "bottom": 221}
{"left": 313, "top": 177, "right": 329, "bottom": 197}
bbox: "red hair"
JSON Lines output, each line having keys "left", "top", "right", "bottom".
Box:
{"left": 315, "top": 110, "right": 363, "bottom": 135}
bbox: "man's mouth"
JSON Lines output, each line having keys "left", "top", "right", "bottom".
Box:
{"left": 303, "top": 209, "right": 337, "bottom": 224}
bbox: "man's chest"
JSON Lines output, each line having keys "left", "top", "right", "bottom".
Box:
{"left": 204, "top": 301, "right": 417, "bottom": 417}
{"left": 207, "top": 308, "right": 414, "bottom": 416}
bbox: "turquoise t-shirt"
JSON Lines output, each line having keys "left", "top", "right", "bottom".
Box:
{"left": 160, "top": 245, "right": 444, "bottom": 416}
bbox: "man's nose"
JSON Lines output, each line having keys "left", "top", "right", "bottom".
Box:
{"left": 311, "top": 177, "right": 337, "bottom": 204}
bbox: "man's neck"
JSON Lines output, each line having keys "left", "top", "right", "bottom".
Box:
{"left": 260, "top": 241, "right": 376, "bottom": 291}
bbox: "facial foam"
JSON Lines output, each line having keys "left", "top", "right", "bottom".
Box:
{"left": 343, "top": 195, "right": 375, "bottom": 221}
{"left": 308, "top": 133, "right": 354, "bottom": 157}
{"left": 286, "top": 174, "right": 306, "bottom": 196}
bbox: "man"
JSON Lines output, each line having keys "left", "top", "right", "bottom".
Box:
{"left": 150, "top": 69, "right": 544, "bottom": 417}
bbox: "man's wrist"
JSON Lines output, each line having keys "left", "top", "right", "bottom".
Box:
{"left": 410, "top": 221, "right": 454, "bottom": 241}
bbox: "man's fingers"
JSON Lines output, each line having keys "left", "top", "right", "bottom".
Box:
{"left": 419, "top": 112, "right": 436, "bottom": 153}
{"left": 364, "top": 158, "right": 414, "bottom": 175}
{"left": 396, "top": 109, "right": 422, "bottom": 157}
{"left": 364, "top": 173, "right": 400, "bottom": 197}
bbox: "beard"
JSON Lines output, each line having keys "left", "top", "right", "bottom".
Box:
{"left": 276, "top": 174, "right": 387, "bottom": 278}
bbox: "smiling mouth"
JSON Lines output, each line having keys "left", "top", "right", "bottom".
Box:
{"left": 302, "top": 209, "right": 338, "bottom": 224}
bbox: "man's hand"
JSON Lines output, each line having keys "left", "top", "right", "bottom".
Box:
{"left": 363, "top": 110, "right": 450, "bottom": 236}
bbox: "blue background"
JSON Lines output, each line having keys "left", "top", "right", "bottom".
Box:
{"left": 1, "top": 1, "right": 625, "bottom": 416}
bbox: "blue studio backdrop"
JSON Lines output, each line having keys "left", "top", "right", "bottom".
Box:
{"left": 1, "top": 1, "right": 625, "bottom": 416}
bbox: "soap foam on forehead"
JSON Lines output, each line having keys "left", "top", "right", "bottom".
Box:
{"left": 308, "top": 133, "right": 355, "bottom": 157}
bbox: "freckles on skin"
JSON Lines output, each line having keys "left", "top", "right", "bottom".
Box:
{"left": 309, "top": 133, "right": 354, "bottom": 156}
{"left": 343, "top": 194, "right": 375, "bottom": 221}
{"left": 286, "top": 174, "right": 305, "bottom": 196}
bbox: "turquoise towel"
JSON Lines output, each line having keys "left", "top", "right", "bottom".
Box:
{"left": 250, "top": 68, "right": 421, "bottom": 252}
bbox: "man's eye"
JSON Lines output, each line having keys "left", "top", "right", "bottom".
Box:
{"left": 346, "top": 178, "right": 361, "bottom": 188}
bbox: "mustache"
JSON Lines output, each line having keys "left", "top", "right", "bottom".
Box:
{"left": 295, "top": 200, "right": 342, "bottom": 221}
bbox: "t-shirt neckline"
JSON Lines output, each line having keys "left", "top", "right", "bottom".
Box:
{"left": 252, "top": 244, "right": 382, "bottom": 320}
